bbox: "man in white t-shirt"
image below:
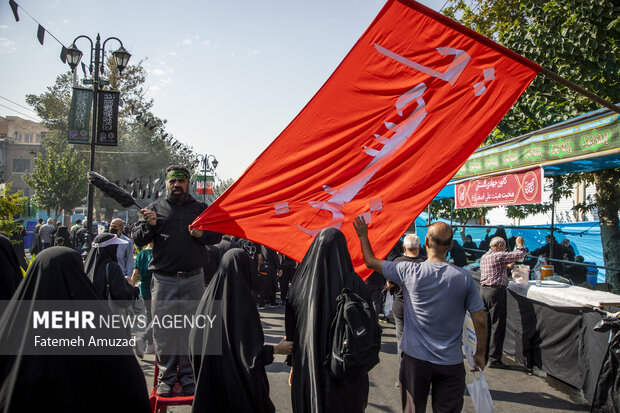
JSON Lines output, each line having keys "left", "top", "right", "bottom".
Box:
{"left": 110, "top": 218, "right": 134, "bottom": 277}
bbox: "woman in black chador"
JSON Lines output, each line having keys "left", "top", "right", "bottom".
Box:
{"left": 0, "top": 247, "right": 150, "bottom": 413}
{"left": 84, "top": 233, "right": 139, "bottom": 302}
{"left": 0, "top": 233, "right": 22, "bottom": 300}
{"left": 189, "top": 248, "right": 292, "bottom": 413}
{"left": 285, "top": 228, "right": 373, "bottom": 413}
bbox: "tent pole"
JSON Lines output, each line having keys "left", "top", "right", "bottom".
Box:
{"left": 539, "top": 68, "right": 620, "bottom": 115}
{"left": 427, "top": 202, "right": 432, "bottom": 226}
{"left": 450, "top": 199, "right": 454, "bottom": 227}
{"left": 549, "top": 176, "right": 557, "bottom": 261}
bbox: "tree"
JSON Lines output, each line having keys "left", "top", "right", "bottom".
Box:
{"left": 444, "top": 0, "right": 620, "bottom": 291}
{"left": 429, "top": 198, "right": 492, "bottom": 229}
{"left": 25, "top": 72, "right": 73, "bottom": 135}
{"left": 0, "top": 183, "right": 28, "bottom": 236}
{"left": 23, "top": 141, "right": 87, "bottom": 217}
{"left": 25, "top": 58, "right": 196, "bottom": 222}
{"left": 504, "top": 176, "right": 575, "bottom": 222}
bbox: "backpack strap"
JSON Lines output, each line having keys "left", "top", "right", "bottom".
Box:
{"left": 104, "top": 262, "right": 112, "bottom": 299}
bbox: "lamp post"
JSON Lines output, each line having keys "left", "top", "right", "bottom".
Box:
{"left": 65, "top": 34, "right": 131, "bottom": 240}
{"left": 195, "top": 154, "right": 218, "bottom": 202}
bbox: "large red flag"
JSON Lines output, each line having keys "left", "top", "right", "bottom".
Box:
{"left": 193, "top": 0, "right": 541, "bottom": 279}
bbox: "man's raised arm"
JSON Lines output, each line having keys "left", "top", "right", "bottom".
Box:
{"left": 353, "top": 216, "right": 384, "bottom": 273}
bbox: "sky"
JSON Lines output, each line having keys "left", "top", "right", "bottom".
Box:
{"left": 1, "top": 0, "right": 446, "bottom": 181}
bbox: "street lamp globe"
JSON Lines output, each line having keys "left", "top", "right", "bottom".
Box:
{"left": 112, "top": 46, "right": 131, "bottom": 72}
{"left": 211, "top": 158, "right": 219, "bottom": 169}
{"left": 66, "top": 43, "right": 83, "bottom": 70}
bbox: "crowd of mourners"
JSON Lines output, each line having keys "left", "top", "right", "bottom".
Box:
{"left": 0, "top": 164, "right": 597, "bottom": 413}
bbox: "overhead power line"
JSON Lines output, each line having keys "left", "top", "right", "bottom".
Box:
{"left": 0, "top": 95, "right": 38, "bottom": 114}
{"left": 0, "top": 103, "right": 41, "bottom": 122}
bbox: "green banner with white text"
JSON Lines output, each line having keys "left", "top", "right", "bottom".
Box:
{"left": 454, "top": 114, "right": 620, "bottom": 179}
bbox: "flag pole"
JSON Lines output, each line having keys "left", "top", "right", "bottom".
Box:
{"left": 539, "top": 67, "right": 620, "bottom": 115}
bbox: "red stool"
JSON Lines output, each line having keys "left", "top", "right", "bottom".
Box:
{"left": 149, "top": 364, "right": 194, "bottom": 413}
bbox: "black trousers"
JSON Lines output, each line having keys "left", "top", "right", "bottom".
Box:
{"left": 480, "top": 285, "right": 507, "bottom": 363}
{"left": 279, "top": 271, "right": 293, "bottom": 303}
{"left": 400, "top": 354, "right": 465, "bottom": 413}
{"left": 366, "top": 284, "right": 384, "bottom": 318}
{"left": 258, "top": 273, "right": 277, "bottom": 306}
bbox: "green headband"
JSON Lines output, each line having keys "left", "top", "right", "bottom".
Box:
{"left": 166, "top": 170, "right": 190, "bottom": 181}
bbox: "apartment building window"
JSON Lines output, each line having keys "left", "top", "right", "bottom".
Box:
{"left": 25, "top": 134, "right": 33, "bottom": 142}
{"left": 35, "top": 134, "right": 42, "bottom": 142}
{"left": 12, "top": 159, "right": 30, "bottom": 173}
{"left": 12, "top": 187, "right": 29, "bottom": 196}
{"left": 13, "top": 133, "right": 21, "bottom": 141}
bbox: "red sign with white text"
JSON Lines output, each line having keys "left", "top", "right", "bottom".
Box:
{"left": 455, "top": 167, "right": 543, "bottom": 209}
{"left": 193, "top": 0, "right": 540, "bottom": 279}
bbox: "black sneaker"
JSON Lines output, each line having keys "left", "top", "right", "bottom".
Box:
{"left": 486, "top": 360, "right": 509, "bottom": 369}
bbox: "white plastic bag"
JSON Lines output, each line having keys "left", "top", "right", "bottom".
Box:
{"left": 462, "top": 311, "right": 477, "bottom": 369}
{"left": 467, "top": 369, "right": 494, "bottom": 413}
{"left": 383, "top": 291, "right": 393, "bottom": 317}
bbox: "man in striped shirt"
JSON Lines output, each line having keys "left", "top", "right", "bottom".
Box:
{"left": 38, "top": 218, "right": 57, "bottom": 250}
{"left": 480, "top": 236, "right": 526, "bottom": 368}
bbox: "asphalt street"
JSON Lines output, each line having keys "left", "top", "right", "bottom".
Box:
{"left": 138, "top": 304, "right": 591, "bottom": 412}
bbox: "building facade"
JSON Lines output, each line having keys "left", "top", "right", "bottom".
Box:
{"left": 0, "top": 115, "right": 47, "bottom": 196}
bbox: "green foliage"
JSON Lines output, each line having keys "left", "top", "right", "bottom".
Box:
{"left": 443, "top": 0, "right": 526, "bottom": 40}
{"left": 445, "top": 0, "right": 620, "bottom": 290}
{"left": 0, "top": 183, "right": 28, "bottom": 236}
{"left": 25, "top": 72, "right": 73, "bottom": 135}
{"left": 504, "top": 175, "right": 577, "bottom": 219}
{"left": 24, "top": 57, "right": 196, "bottom": 219}
{"left": 23, "top": 144, "right": 87, "bottom": 215}
{"left": 446, "top": 0, "right": 619, "bottom": 140}
{"left": 429, "top": 198, "right": 492, "bottom": 225}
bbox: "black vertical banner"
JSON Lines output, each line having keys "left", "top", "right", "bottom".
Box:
{"left": 96, "top": 90, "right": 120, "bottom": 146}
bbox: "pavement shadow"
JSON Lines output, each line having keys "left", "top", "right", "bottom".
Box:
{"left": 265, "top": 362, "right": 291, "bottom": 373}
{"left": 382, "top": 341, "right": 398, "bottom": 355}
{"left": 367, "top": 402, "right": 396, "bottom": 412}
{"left": 261, "top": 320, "right": 281, "bottom": 328}
{"left": 484, "top": 389, "right": 587, "bottom": 411}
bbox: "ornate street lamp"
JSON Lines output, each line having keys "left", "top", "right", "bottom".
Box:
{"left": 65, "top": 34, "right": 131, "bottom": 239}
{"left": 195, "top": 154, "right": 218, "bottom": 202}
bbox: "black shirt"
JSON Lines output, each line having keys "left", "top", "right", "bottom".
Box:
{"left": 463, "top": 241, "right": 478, "bottom": 261}
{"left": 132, "top": 196, "right": 222, "bottom": 274}
{"left": 449, "top": 241, "right": 468, "bottom": 267}
{"left": 565, "top": 263, "right": 588, "bottom": 285}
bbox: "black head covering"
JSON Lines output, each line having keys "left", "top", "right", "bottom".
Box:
{"left": 0, "top": 234, "right": 22, "bottom": 300}
{"left": 84, "top": 233, "right": 119, "bottom": 283}
{"left": 190, "top": 248, "right": 275, "bottom": 413}
{"left": 285, "top": 228, "right": 371, "bottom": 413}
{"left": 56, "top": 226, "right": 71, "bottom": 244}
{"left": 0, "top": 247, "right": 149, "bottom": 413}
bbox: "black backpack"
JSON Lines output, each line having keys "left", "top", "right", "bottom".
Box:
{"left": 327, "top": 288, "right": 382, "bottom": 379}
